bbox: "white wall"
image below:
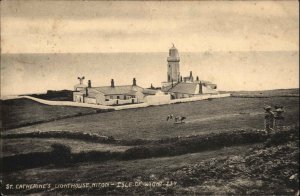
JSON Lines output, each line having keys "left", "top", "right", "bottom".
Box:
{"left": 73, "top": 92, "right": 84, "bottom": 103}
{"left": 145, "top": 94, "right": 171, "bottom": 105}
{"left": 21, "top": 96, "right": 114, "bottom": 109}
{"left": 101, "top": 98, "right": 138, "bottom": 106}
{"left": 20, "top": 93, "right": 230, "bottom": 111}
{"left": 170, "top": 93, "right": 231, "bottom": 103}
{"left": 84, "top": 97, "right": 96, "bottom": 104}
{"left": 118, "top": 98, "right": 137, "bottom": 105}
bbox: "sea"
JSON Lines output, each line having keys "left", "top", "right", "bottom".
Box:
{"left": 1, "top": 51, "right": 299, "bottom": 98}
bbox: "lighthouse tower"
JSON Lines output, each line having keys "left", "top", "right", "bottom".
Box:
{"left": 167, "top": 44, "right": 180, "bottom": 83}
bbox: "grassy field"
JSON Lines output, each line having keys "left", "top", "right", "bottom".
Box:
{"left": 1, "top": 90, "right": 299, "bottom": 195}
{"left": 1, "top": 98, "right": 99, "bottom": 130}
{"left": 224, "top": 88, "right": 299, "bottom": 97}
{"left": 4, "top": 97, "right": 299, "bottom": 140}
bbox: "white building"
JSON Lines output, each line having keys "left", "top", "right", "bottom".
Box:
{"left": 74, "top": 78, "right": 144, "bottom": 105}
{"left": 162, "top": 45, "right": 218, "bottom": 98}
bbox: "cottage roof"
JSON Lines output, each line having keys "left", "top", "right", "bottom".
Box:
{"left": 168, "top": 83, "right": 198, "bottom": 94}
{"left": 142, "top": 88, "right": 157, "bottom": 95}
{"left": 91, "top": 85, "right": 143, "bottom": 95}
{"left": 161, "top": 84, "right": 176, "bottom": 92}
{"left": 86, "top": 94, "right": 96, "bottom": 98}
{"left": 163, "top": 80, "right": 217, "bottom": 94}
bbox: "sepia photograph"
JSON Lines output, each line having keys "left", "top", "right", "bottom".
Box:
{"left": 1, "top": 0, "right": 299, "bottom": 195}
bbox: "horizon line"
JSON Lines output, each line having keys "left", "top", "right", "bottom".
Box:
{"left": 1, "top": 50, "right": 299, "bottom": 55}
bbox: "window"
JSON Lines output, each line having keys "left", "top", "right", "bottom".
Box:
{"left": 117, "top": 96, "right": 120, "bottom": 99}
{"left": 169, "top": 64, "right": 170, "bottom": 68}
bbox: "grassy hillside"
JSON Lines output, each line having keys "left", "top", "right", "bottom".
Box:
{"left": 1, "top": 91, "right": 299, "bottom": 195}
{"left": 223, "top": 88, "right": 299, "bottom": 97}
{"left": 1, "top": 98, "right": 105, "bottom": 130}
{"left": 27, "top": 90, "right": 74, "bottom": 101}
{"left": 5, "top": 97, "right": 299, "bottom": 140}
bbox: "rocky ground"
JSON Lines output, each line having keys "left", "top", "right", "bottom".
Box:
{"left": 163, "top": 127, "right": 299, "bottom": 195}
{"left": 79, "top": 127, "right": 299, "bottom": 195}
{"left": 2, "top": 126, "right": 299, "bottom": 195}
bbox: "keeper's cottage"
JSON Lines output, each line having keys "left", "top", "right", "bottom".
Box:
{"left": 73, "top": 44, "right": 219, "bottom": 105}
{"left": 73, "top": 78, "right": 145, "bottom": 105}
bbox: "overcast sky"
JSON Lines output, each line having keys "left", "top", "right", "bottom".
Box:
{"left": 1, "top": 0, "right": 299, "bottom": 53}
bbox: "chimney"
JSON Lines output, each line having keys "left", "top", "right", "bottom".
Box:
{"left": 111, "top": 79, "right": 115, "bottom": 88}
{"left": 180, "top": 76, "right": 183, "bottom": 82}
{"left": 199, "top": 82, "right": 203, "bottom": 94}
{"left": 190, "top": 71, "right": 193, "bottom": 77}
{"left": 88, "top": 80, "right": 91, "bottom": 88}
{"left": 196, "top": 76, "right": 199, "bottom": 81}
{"left": 171, "top": 79, "right": 174, "bottom": 87}
{"left": 133, "top": 78, "right": 136, "bottom": 86}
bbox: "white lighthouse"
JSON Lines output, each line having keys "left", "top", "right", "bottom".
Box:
{"left": 162, "top": 44, "right": 181, "bottom": 88}
{"left": 167, "top": 44, "right": 180, "bottom": 83}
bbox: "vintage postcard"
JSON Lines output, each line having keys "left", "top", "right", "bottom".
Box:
{"left": 1, "top": 0, "right": 299, "bottom": 195}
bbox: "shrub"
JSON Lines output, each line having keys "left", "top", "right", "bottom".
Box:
{"left": 51, "top": 143, "right": 71, "bottom": 166}
{"left": 122, "top": 146, "right": 152, "bottom": 160}
{"left": 2, "top": 152, "right": 52, "bottom": 172}
{"left": 265, "top": 126, "right": 299, "bottom": 147}
{"left": 72, "top": 151, "right": 122, "bottom": 163}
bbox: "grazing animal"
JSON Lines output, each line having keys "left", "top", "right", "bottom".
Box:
{"left": 166, "top": 114, "right": 174, "bottom": 121}
{"left": 174, "top": 116, "right": 186, "bottom": 123}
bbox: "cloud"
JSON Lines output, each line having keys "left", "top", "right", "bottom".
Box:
{"left": 1, "top": 0, "right": 298, "bottom": 53}
{"left": 2, "top": 1, "right": 298, "bottom": 19}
